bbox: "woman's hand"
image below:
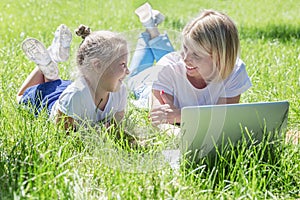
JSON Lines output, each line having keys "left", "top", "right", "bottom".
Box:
{"left": 150, "top": 90, "right": 181, "bottom": 126}
{"left": 150, "top": 104, "right": 181, "bottom": 126}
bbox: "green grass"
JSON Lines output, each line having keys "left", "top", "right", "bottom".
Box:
{"left": 1, "top": 0, "right": 299, "bottom": 199}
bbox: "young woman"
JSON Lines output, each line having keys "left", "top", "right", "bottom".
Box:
{"left": 18, "top": 24, "right": 130, "bottom": 130}
{"left": 129, "top": 3, "right": 252, "bottom": 126}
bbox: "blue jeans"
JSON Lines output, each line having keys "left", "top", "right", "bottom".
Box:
{"left": 129, "top": 32, "right": 174, "bottom": 77}
{"left": 128, "top": 32, "right": 174, "bottom": 107}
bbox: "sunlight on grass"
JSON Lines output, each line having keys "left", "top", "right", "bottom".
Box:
{"left": 0, "top": 0, "right": 299, "bottom": 199}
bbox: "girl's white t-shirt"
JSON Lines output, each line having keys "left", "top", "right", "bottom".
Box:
{"left": 50, "top": 77, "right": 127, "bottom": 126}
{"left": 152, "top": 52, "right": 252, "bottom": 108}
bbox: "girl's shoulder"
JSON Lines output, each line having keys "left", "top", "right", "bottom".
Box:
{"left": 61, "top": 77, "right": 87, "bottom": 93}
{"left": 59, "top": 77, "right": 91, "bottom": 102}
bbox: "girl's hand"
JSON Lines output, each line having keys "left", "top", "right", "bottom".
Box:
{"left": 55, "top": 109, "right": 76, "bottom": 133}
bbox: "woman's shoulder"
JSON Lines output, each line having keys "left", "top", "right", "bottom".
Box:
{"left": 230, "top": 58, "right": 247, "bottom": 76}
{"left": 156, "top": 52, "right": 185, "bottom": 73}
{"left": 223, "top": 58, "right": 251, "bottom": 86}
{"left": 235, "top": 58, "right": 246, "bottom": 69}
{"left": 157, "top": 52, "right": 182, "bottom": 65}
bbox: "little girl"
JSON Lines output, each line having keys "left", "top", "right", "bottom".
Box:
{"left": 129, "top": 3, "right": 252, "bottom": 125}
{"left": 18, "top": 24, "right": 129, "bottom": 130}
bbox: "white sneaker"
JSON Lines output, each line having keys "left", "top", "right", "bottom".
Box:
{"left": 152, "top": 9, "right": 165, "bottom": 26}
{"left": 48, "top": 24, "right": 72, "bottom": 63}
{"left": 135, "top": 2, "right": 155, "bottom": 28}
{"left": 22, "top": 38, "right": 52, "bottom": 66}
{"left": 135, "top": 3, "right": 164, "bottom": 27}
{"left": 22, "top": 38, "right": 59, "bottom": 80}
{"left": 38, "top": 61, "right": 59, "bottom": 80}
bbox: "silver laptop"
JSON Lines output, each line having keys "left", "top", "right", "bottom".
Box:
{"left": 179, "top": 101, "right": 289, "bottom": 160}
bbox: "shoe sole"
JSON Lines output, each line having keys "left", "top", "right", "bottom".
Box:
{"left": 38, "top": 62, "right": 59, "bottom": 80}
{"left": 22, "top": 38, "right": 59, "bottom": 80}
{"left": 135, "top": 3, "right": 164, "bottom": 27}
{"left": 48, "top": 24, "right": 72, "bottom": 62}
{"left": 56, "top": 24, "right": 72, "bottom": 48}
{"left": 153, "top": 10, "right": 165, "bottom": 25}
{"left": 22, "top": 38, "right": 52, "bottom": 66}
{"left": 135, "top": 2, "right": 153, "bottom": 24}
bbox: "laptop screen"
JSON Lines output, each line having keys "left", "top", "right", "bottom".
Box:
{"left": 179, "top": 101, "right": 289, "bottom": 160}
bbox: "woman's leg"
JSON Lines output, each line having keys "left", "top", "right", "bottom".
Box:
{"left": 134, "top": 2, "right": 174, "bottom": 67}
{"left": 129, "top": 31, "right": 155, "bottom": 78}
{"left": 127, "top": 32, "right": 174, "bottom": 104}
{"left": 129, "top": 29, "right": 174, "bottom": 80}
{"left": 149, "top": 33, "right": 175, "bottom": 62}
{"left": 129, "top": 2, "right": 167, "bottom": 78}
{"left": 128, "top": 2, "right": 174, "bottom": 107}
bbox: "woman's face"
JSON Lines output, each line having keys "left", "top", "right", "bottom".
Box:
{"left": 181, "top": 43, "right": 215, "bottom": 81}
{"left": 100, "top": 48, "right": 129, "bottom": 92}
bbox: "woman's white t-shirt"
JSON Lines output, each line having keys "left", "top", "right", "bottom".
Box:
{"left": 50, "top": 77, "right": 127, "bottom": 126}
{"left": 152, "top": 52, "right": 252, "bottom": 108}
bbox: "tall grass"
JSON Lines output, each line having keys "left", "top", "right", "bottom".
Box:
{"left": 0, "top": 0, "right": 299, "bottom": 199}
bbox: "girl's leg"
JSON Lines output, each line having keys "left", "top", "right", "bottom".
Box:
{"left": 17, "top": 66, "right": 45, "bottom": 98}
{"left": 22, "top": 38, "right": 59, "bottom": 80}
{"left": 18, "top": 37, "right": 60, "bottom": 102}
{"left": 16, "top": 64, "right": 59, "bottom": 102}
{"left": 17, "top": 25, "right": 72, "bottom": 113}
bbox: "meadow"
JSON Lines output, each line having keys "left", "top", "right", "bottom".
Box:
{"left": 0, "top": 0, "right": 299, "bottom": 199}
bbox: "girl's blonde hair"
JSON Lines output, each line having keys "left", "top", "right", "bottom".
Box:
{"left": 182, "top": 10, "right": 240, "bottom": 80}
{"left": 75, "top": 25, "right": 128, "bottom": 75}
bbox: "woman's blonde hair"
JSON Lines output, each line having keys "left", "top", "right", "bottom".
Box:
{"left": 75, "top": 25, "right": 128, "bottom": 75}
{"left": 182, "top": 10, "right": 240, "bottom": 80}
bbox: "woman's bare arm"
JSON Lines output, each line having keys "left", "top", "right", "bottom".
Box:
{"left": 217, "top": 95, "right": 240, "bottom": 104}
{"left": 150, "top": 89, "right": 181, "bottom": 124}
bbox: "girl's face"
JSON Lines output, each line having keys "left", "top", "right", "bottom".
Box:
{"left": 100, "top": 48, "right": 129, "bottom": 92}
{"left": 181, "top": 44, "right": 215, "bottom": 81}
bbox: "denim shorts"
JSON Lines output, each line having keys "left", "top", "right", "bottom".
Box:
{"left": 20, "top": 79, "right": 72, "bottom": 116}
